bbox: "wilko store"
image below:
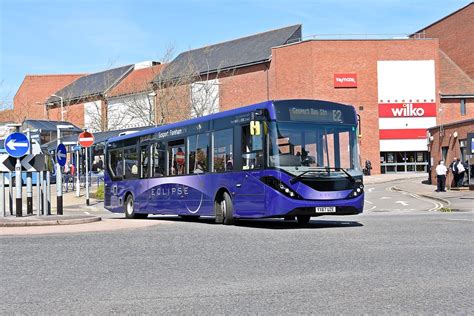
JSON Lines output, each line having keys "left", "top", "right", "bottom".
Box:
{"left": 377, "top": 60, "right": 437, "bottom": 173}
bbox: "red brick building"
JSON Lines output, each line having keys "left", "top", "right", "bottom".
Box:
{"left": 2, "top": 74, "right": 84, "bottom": 123}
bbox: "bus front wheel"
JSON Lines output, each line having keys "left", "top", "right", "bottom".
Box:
{"left": 215, "top": 192, "right": 234, "bottom": 225}
{"left": 124, "top": 195, "right": 147, "bottom": 219}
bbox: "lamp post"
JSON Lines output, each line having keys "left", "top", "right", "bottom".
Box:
{"left": 56, "top": 125, "right": 74, "bottom": 215}
{"left": 51, "top": 94, "right": 64, "bottom": 121}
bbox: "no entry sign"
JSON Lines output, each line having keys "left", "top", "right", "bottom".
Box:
{"left": 78, "top": 131, "right": 95, "bottom": 148}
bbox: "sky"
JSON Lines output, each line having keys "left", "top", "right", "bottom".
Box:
{"left": 0, "top": 0, "right": 470, "bottom": 107}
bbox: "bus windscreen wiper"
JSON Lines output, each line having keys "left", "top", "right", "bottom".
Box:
{"left": 289, "top": 167, "right": 355, "bottom": 184}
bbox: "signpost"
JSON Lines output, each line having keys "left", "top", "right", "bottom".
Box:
{"left": 78, "top": 131, "right": 94, "bottom": 206}
{"left": 56, "top": 143, "right": 67, "bottom": 215}
{"left": 5, "top": 132, "right": 30, "bottom": 217}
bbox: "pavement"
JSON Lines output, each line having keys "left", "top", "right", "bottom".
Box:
{"left": 0, "top": 173, "right": 472, "bottom": 230}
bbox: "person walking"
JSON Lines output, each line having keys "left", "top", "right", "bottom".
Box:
{"left": 365, "top": 159, "right": 372, "bottom": 176}
{"left": 455, "top": 158, "right": 466, "bottom": 187}
{"left": 449, "top": 157, "right": 459, "bottom": 187}
{"left": 435, "top": 160, "right": 447, "bottom": 192}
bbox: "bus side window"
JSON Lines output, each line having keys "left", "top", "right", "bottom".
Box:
{"left": 241, "top": 125, "right": 263, "bottom": 170}
{"left": 213, "top": 129, "right": 233, "bottom": 172}
{"left": 109, "top": 149, "right": 123, "bottom": 179}
{"left": 152, "top": 142, "right": 166, "bottom": 177}
{"left": 168, "top": 140, "right": 185, "bottom": 176}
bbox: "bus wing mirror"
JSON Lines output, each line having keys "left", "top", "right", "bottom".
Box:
{"left": 250, "top": 121, "right": 261, "bottom": 136}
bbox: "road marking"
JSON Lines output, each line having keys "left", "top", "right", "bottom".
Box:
{"left": 448, "top": 219, "right": 473, "bottom": 222}
{"left": 365, "top": 205, "right": 376, "bottom": 211}
{"left": 380, "top": 197, "right": 391, "bottom": 200}
{"left": 365, "top": 200, "right": 373, "bottom": 204}
{"left": 395, "top": 201, "right": 408, "bottom": 206}
{"left": 84, "top": 211, "right": 90, "bottom": 215}
{"left": 367, "top": 188, "right": 375, "bottom": 193}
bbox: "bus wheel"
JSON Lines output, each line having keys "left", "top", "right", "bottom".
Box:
{"left": 124, "top": 195, "right": 147, "bottom": 219}
{"left": 297, "top": 215, "right": 311, "bottom": 224}
{"left": 215, "top": 192, "right": 234, "bottom": 225}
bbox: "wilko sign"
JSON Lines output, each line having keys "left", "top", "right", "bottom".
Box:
{"left": 334, "top": 73, "right": 357, "bottom": 88}
{"left": 378, "top": 103, "right": 436, "bottom": 118}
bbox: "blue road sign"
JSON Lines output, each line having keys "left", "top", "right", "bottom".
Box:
{"left": 56, "top": 143, "right": 67, "bottom": 166}
{"left": 5, "top": 132, "right": 30, "bottom": 158}
{"left": 72, "top": 145, "right": 81, "bottom": 151}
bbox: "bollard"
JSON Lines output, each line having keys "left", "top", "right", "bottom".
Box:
{"left": 26, "top": 172, "right": 32, "bottom": 215}
{"left": 42, "top": 171, "right": 47, "bottom": 216}
{"left": 36, "top": 171, "right": 41, "bottom": 216}
{"left": 9, "top": 171, "right": 13, "bottom": 215}
{"left": 0, "top": 173, "right": 4, "bottom": 217}
{"left": 47, "top": 170, "right": 51, "bottom": 215}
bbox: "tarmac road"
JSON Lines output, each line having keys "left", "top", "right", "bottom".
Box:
{"left": 1, "top": 209, "right": 472, "bottom": 314}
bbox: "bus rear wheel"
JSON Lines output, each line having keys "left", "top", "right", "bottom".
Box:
{"left": 297, "top": 215, "right": 311, "bottom": 224}
{"left": 124, "top": 195, "right": 147, "bottom": 219}
{"left": 215, "top": 191, "right": 234, "bottom": 225}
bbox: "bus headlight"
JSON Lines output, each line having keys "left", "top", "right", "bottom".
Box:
{"left": 260, "top": 176, "right": 302, "bottom": 199}
{"left": 347, "top": 184, "right": 364, "bottom": 199}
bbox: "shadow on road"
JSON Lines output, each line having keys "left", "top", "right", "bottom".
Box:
{"left": 132, "top": 216, "right": 364, "bottom": 230}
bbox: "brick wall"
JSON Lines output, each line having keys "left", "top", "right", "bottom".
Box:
{"left": 12, "top": 74, "right": 84, "bottom": 123}
{"left": 270, "top": 39, "right": 440, "bottom": 174}
{"left": 428, "top": 119, "right": 474, "bottom": 186}
{"left": 414, "top": 3, "right": 474, "bottom": 78}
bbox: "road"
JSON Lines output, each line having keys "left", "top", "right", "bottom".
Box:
{"left": 363, "top": 180, "right": 442, "bottom": 213}
{"left": 1, "top": 181, "right": 473, "bottom": 314}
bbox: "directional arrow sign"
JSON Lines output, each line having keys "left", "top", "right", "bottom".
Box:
{"left": 78, "top": 131, "right": 94, "bottom": 148}
{"left": 0, "top": 154, "right": 15, "bottom": 172}
{"left": 21, "top": 154, "right": 46, "bottom": 172}
{"left": 5, "top": 132, "right": 30, "bottom": 158}
{"left": 56, "top": 144, "right": 67, "bottom": 166}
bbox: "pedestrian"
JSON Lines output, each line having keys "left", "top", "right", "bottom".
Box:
{"left": 365, "top": 159, "right": 372, "bottom": 176}
{"left": 449, "top": 157, "right": 459, "bottom": 187}
{"left": 455, "top": 158, "right": 466, "bottom": 187}
{"left": 435, "top": 160, "right": 447, "bottom": 192}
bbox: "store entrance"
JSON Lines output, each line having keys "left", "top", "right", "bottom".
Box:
{"left": 380, "top": 151, "right": 428, "bottom": 173}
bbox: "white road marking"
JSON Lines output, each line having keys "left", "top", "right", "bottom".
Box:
{"left": 365, "top": 200, "right": 373, "bottom": 204}
{"left": 448, "top": 219, "right": 474, "bottom": 222}
{"left": 84, "top": 211, "right": 90, "bottom": 215}
{"left": 365, "top": 205, "right": 376, "bottom": 211}
{"left": 367, "top": 188, "right": 375, "bottom": 193}
{"left": 381, "top": 197, "right": 391, "bottom": 200}
{"left": 395, "top": 201, "right": 408, "bottom": 206}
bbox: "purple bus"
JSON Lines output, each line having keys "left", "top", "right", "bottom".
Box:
{"left": 104, "top": 99, "right": 364, "bottom": 224}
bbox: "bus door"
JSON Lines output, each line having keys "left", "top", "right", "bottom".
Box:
{"left": 137, "top": 143, "right": 152, "bottom": 211}
{"left": 233, "top": 124, "right": 266, "bottom": 216}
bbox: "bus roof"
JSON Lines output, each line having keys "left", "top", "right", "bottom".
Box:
{"left": 108, "top": 99, "right": 355, "bottom": 143}
{"left": 109, "top": 100, "right": 274, "bottom": 143}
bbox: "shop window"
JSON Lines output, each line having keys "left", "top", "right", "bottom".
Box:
{"left": 441, "top": 146, "right": 448, "bottom": 162}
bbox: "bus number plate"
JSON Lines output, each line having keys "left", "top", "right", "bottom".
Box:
{"left": 315, "top": 207, "right": 336, "bottom": 213}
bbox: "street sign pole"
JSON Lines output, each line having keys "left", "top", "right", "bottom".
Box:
{"left": 5, "top": 131, "right": 31, "bottom": 217}
{"left": 86, "top": 147, "right": 90, "bottom": 206}
{"left": 76, "top": 144, "right": 80, "bottom": 197}
{"left": 15, "top": 158, "right": 22, "bottom": 217}
{"left": 78, "top": 131, "right": 94, "bottom": 206}
{"left": 26, "top": 130, "right": 33, "bottom": 215}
